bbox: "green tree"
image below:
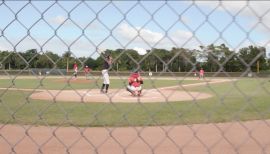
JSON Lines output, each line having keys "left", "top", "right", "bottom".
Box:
{"left": 151, "top": 48, "right": 171, "bottom": 72}
{"left": 36, "top": 51, "right": 60, "bottom": 68}
{"left": 0, "top": 51, "right": 13, "bottom": 69}
{"left": 203, "top": 44, "right": 222, "bottom": 72}
{"left": 85, "top": 57, "right": 98, "bottom": 70}
{"left": 238, "top": 46, "right": 267, "bottom": 72}
{"left": 171, "top": 48, "right": 195, "bottom": 72}
{"left": 22, "top": 49, "right": 40, "bottom": 68}
{"left": 62, "top": 51, "right": 72, "bottom": 72}
{"left": 216, "top": 44, "right": 241, "bottom": 72}
{"left": 14, "top": 52, "right": 27, "bottom": 69}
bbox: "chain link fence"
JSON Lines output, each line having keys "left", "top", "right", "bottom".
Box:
{"left": 0, "top": 0, "right": 270, "bottom": 153}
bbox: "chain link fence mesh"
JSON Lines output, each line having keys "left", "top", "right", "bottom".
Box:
{"left": 0, "top": 0, "right": 270, "bottom": 153}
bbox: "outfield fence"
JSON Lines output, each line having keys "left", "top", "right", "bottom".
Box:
{"left": 1, "top": 0, "right": 270, "bottom": 154}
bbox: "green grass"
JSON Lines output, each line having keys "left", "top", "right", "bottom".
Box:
{"left": 0, "top": 78, "right": 200, "bottom": 90}
{"left": 0, "top": 78, "right": 270, "bottom": 127}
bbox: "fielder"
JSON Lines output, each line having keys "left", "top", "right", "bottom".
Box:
{"left": 193, "top": 70, "right": 197, "bottom": 77}
{"left": 199, "top": 68, "right": 205, "bottom": 79}
{"left": 126, "top": 71, "right": 144, "bottom": 96}
{"left": 84, "top": 65, "right": 91, "bottom": 80}
{"left": 100, "top": 55, "right": 112, "bottom": 93}
{"left": 73, "top": 62, "right": 78, "bottom": 79}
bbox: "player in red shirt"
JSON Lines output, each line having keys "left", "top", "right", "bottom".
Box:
{"left": 199, "top": 68, "right": 205, "bottom": 79}
{"left": 126, "top": 70, "right": 143, "bottom": 96}
{"left": 73, "top": 62, "right": 78, "bottom": 78}
{"left": 84, "top": 65, "right": 91, "bottom": 79}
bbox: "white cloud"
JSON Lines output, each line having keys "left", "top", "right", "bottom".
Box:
{"left": 133, "top": 47, "right": 147, "bottom": 55}
{"left": 117, "top": 23, "right": 163, "bottom": 45}
{"left": 263, "top": 46, "right": 270, "bottom": 58}
{"left": 0, "top": 45, "right": 6, "bottom": 51}
{"left": 0, "top": 44, "right": 7, "bottom": 51}
{"left": 97, "top": 47, "right": 106, "bottom": 54}
{"left": 171, "top": 30, "right": 193, "bottom": 44}
{"left": 50, "top": 15, "right": 67, "bottom": 25}
{"left": 140, "top": 29, "right": 163, "bottom": 44}
{"left": 116, "top": 23, "right": 194, "bottom": 49}
{"left": 49, "top": 15, "right": 101, "bottom": 29}
{"left": 180, "top": 16, "right": 191, "bottom": 24}
{"left": 220, "top": 1, "right": 248, "bottom": 14}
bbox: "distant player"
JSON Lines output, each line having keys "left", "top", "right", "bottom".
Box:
{"left": 73, "top": 62, "right": 78, "bottom": 78}
{"left": 126, "top": 70, "right": 144, "bottom": 96}
{"left": 100, "top": 55, "right": 112, "bottom": 93}
{"left": 193, "top": 70, "right": 197, "bottom": 77}
{"left": 199, "top": 68, "right": 205, "bottom": 79}
{"left": 149, "top": 71, "right": 152, "bottom": 77}
{"left": 84, "top": 65, "right": 91, "bottom": 79}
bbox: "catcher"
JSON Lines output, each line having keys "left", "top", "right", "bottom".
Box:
{"left": 126, "top": 71, "right": 143, "bottom": 96}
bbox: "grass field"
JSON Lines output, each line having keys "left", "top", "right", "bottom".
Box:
{"left": 0, "top": 77, "right": 269, "bottom": 127}
{"left": 0, "top": 78, "right": 200, "bottom": 90}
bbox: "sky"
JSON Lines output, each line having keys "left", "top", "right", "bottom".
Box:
{"left": 0, "top": 0, "right": 270, "bottom": 58}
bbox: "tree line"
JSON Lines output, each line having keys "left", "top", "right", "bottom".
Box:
{"left": 0, "top": 44, "right": 269, "bottom": 72}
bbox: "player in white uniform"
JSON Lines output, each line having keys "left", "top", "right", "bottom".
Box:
{"left": 100, "top": 55, "right": 112, "bottom": 93}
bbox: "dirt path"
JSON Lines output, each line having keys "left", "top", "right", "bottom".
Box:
{"left": 159, "top": 78, "right": 236, "bottom": 90}
{"left": 1, "top": 119, "right": 270, "bottom": 154}
{"left": 29, "top": 78, "right": 233, "bottom": 103}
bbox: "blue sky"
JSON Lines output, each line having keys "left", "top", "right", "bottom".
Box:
{"left": 0, "top": 0, "right": 270, "bottom": 58}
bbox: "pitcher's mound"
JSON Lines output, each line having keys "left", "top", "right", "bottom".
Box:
{"left": 30, "top": 89, "right": 212, "bottom": 103}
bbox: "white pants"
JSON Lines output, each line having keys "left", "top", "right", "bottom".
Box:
{"left": 102, "top": 69, "right": 110, "bottom": 84}
{"left": 127, "top": 85, "right": 142, "bottom": 92}
{"left": 199, "top": 74, "right": 204, "bottom": 78}
{"left": 74, "top": 70, "right": 77, "bottom": 74}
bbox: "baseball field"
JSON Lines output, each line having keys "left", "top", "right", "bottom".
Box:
{"left": 1, "top": 76, "right": 270, "bottom": 153}
{"left": 0, "top": 76, "right": 269, "bottom": 127}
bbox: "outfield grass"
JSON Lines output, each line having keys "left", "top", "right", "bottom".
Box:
{"left": 0, "top": 78, "right": 200, "bottom": 90}
{"left": 0, "top": 78, "right": 269, "bottom": 127}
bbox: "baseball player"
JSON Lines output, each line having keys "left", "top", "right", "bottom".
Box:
{"left": 193, "top": 70, "right": 197, "bottom": 77}
{"left": 199, "top": 68, "right": 205, "bottom": 79}
{"left": 73, "top": 62, "right": 78, "bottom": 78}
{"left": 126, "top": 70, "right": 144, "bottom": 96}
{"left": 100, "top": 55, "right": 112, "bottom": 93}
{"left": 84, "top": 65, "right": 91, "bottom": 80}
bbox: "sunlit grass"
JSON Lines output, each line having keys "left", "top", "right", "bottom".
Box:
{"left": 0, "top": 78, "right": 269, "bottom": 127}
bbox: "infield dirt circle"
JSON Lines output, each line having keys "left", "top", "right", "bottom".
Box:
{"left": 29, "top": 79, "right": 232, "bottom": 103}
{"left": 30, "top": 88, "right": 212, "bottom": 103}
